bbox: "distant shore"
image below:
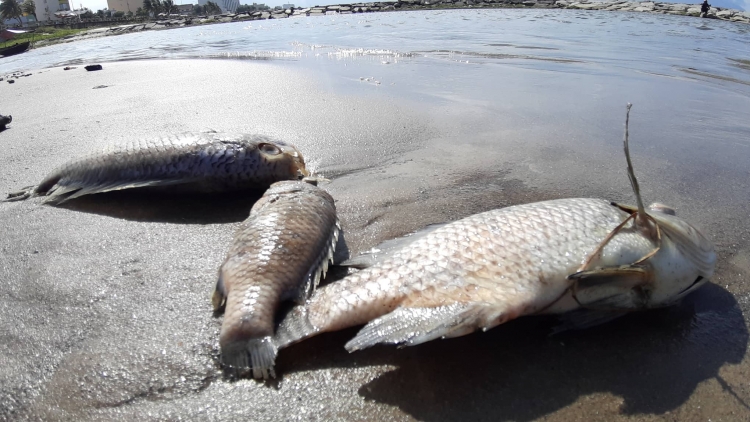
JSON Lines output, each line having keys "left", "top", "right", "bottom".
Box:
{"left": 33, "top": 0, "right": 749, "bottom": 48}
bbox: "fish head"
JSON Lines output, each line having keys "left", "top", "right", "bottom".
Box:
{"left": 255, "top": 139, "right": 309, "bottom": 179}
{"left": 645, "top": 203, "right": 716, "bottom": 307}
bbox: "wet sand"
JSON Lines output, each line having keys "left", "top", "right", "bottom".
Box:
{"left": 1, "top": 59, "right": 749, "bottom": 421}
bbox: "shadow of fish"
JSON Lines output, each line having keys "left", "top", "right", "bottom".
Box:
{"left": 4, "top": 132, "right": 308, "bottom": 205}
{"left": 212, "top": 179, "right": 340, "bottom": 379}
{"left": 258, "top": 104, "right": 716, "bottom": 378}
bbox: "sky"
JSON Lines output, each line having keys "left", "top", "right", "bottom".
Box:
{"left": 71, "top": 0, "right": 746, "bottom": 16}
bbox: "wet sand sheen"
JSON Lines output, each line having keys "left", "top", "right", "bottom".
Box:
{"left": 0, "top": 59, "right": 749, "bottom": 421}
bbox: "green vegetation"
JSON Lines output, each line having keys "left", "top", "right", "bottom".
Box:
{"left": 192, "top": 1, "right": 221, "bottom": 15}
{"left": 1, "top": 27, "right": 86, "bottom": 48}
{"left": 0, "top": 0, "right": 23, "bottom": 26}
{"left": 142, "top": 0, "right": 177, "bottom": 16}
{"left": 20, "top": 0, "right": 35, "bottom": 20}
{"left": 236, "top": 3, "right": 271, "bottom": 13}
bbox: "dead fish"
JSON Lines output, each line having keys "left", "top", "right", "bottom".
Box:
{"left": 259, "top": 104, "right": 715, "bottom": 377}
{"left": 4, "top": 133, "right": 308, "bottom": 205}
{"left": 212, "top": 179, "right": 340, "bottom": 379}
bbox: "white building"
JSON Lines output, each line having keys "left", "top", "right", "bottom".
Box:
{"left": 198, "top": 0, "right": 239, "bottom": 13}
{"left": 35, "top": 0, "right": 72, "bottom": 22}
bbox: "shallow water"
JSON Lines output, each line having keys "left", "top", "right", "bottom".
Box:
{"left": 3, "top": 9, "right": 750, "bottom": 82}
{"left": 2, "top": 8, "right": 750, "bottom": 421}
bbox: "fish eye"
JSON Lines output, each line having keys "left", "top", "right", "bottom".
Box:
{"left": 258, "top": 143, "right": 281, "bottom": 156}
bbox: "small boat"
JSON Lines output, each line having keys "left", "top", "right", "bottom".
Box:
{"left": 0, "top": 41, "right": 30, "bottom": 58}
{"left": 0, "top": 29, "right": 31, "bottom": 58}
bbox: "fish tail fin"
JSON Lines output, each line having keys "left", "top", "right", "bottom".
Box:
{"left": 221, "top": 337, "right": 278, "bottom": 380}
{"left": 4, "top": 186, "right": 36, "bottom": 202}
{"left": 344, "top": 303, "right": 501, "bottom": 352}
{"left": 273, "top": 305, "right": 320, "bottom": 350}
{"left": 5, "top": 176, "right": 64, "bottom": 203}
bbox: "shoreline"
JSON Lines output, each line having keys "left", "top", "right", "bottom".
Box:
{"left": 32, "top": 0, "right": 750, "bottom": 48}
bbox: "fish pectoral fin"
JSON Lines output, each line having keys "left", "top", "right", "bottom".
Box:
{"left": 344, "top": 303, "right": 497, "bottom": 352}
{"left": 212, "top": 274, "right": 227, "bottom": 313}
{"left": 550, "top": 309, "right": 629, "bottom": 335}
{"left": 568, "top": 265, "right": 651, "bottom": 310}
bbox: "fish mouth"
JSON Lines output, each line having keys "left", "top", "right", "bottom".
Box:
{"left": 287, "top": 147, "right": 309, "bottom": 178}
{"left": 678, "top": 276, "right": 708, "bottom": 297}
{"left": 662, "top": 275, "right": 709, "bottom": 306}
{"left": 296, "top": 166, "right": 310, "bottom": 178}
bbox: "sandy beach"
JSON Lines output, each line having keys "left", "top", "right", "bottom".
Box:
{"left": 1, "top": 58, "right": 750, "bottom": 421}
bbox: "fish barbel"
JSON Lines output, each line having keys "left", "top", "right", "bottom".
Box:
{"left": 4, "top": 132, "right": 308, "bottom": 204}
{"left": 253, "top": 104, "right": 715, "bottom": 378}
{"left": 212, "top": 179, "right": 339, "bottom": 379}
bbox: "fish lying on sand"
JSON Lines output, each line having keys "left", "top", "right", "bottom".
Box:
{"left": 213, "top": 179, "right": 339, "bottom": 379}
{"left": 4, "top": 132, "right": 308, "bottom": 205}
{"left": 246, "top": 104, "right": 714, "bottom": 378}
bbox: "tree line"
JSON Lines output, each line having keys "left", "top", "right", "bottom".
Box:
{"left": 1, "top": 0, "right": 36, "bottom": 26}
{"left": 2, "top": 0, "right": 274, "bottom": 27}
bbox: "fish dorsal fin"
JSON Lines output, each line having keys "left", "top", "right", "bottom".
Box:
{"left": 340, "top": 223, "right": 448, "bottom": 269}
{"left": 294, "top": 220, "right": 341, "bottom": 302}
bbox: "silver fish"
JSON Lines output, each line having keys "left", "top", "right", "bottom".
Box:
{"left": 4, "top": 133, "right": 308, "bottom": 204}
{"left": 257, "top": 104, "right": 715, "bottom": 377}
{"left": 212, "top": 179, "right": 340, "bottom": 379}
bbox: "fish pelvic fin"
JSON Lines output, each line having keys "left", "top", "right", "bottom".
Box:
{"left": 221, "top": 336, "right": 278, "bottom": 380}
{"left": 272, "top": 306, "right": 320, "bottom": 350}
{"left": 344, "top": 303, "right": 502, "bottom": 352}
